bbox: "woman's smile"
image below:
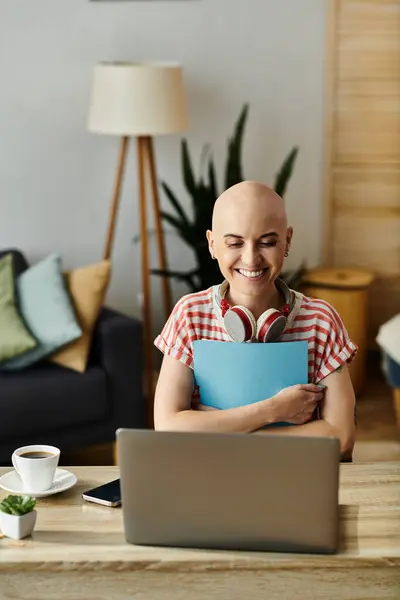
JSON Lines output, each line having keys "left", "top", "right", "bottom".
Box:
{"left": 235, "top": 268, "right": 268, "bottom": 282}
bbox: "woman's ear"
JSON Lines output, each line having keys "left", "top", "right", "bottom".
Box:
{"left": 206, "top": 230, "right": 215, "bottom": 259}
{"left": 286, "top": 226, "right": 293, "bottom": 250}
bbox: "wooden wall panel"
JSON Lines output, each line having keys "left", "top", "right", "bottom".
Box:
{"left": 332, "top": 215, "right": 400, "bottom": 276}
{"left": 333, "top": 166, "right": 400, "bottom": 209}
{"left": 324, "top": 0, "right": 400, "bottom": 344}
{"left": 338, "top": 0, "right": 400, "bottom": 81}
{"left": 335, "top": 109, "right": 399, "bottom": 165}
{"left": 336, "top": 84, "right": 400, "bottom": 164}
{"left": 337, "top": 0, "right": 400, "bottom": 35}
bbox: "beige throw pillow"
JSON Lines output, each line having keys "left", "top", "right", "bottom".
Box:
{"left": 49, "top": 260, "right": 111, "bottom": 372}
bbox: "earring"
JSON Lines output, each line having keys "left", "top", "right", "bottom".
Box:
{"left": 284, "top": 250, "right": 289, "bottom": 257}
{"left": 211, "top": 252, "right": 216, "bottom": 260}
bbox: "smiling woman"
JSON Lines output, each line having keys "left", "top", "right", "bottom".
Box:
{"left": 153, "top": 181, "right": 357, "bottom": 458}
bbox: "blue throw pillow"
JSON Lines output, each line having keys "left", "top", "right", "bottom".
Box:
{"left": 2, "top": 254, "right": 82, "bottom": 370}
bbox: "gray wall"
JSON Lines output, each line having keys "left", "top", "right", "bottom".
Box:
{"left": 0, "top": 0, "right": 328, "bottom": 333}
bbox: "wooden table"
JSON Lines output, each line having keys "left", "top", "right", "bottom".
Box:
{"left": 0, "top": 463, "right": 399, "bottom": 600}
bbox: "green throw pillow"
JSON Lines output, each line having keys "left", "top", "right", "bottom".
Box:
{"left": 2, "top": 254, "right": 82, "bottom": 370}
{"left": 0, "top": 254, "right": 37, "bottom": 362}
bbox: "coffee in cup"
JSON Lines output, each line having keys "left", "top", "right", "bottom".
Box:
{"left": 19, "top": 451, "right": 56, "bottom": 459}
{"left": 12, "top": 445, "right": 60, "bottom": 492}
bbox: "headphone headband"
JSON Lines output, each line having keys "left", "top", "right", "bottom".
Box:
{"left": 218, "top": 277, "right": 293, "bottom": 313}
{"left": 217, "top": 278, "right": 294, "bottom": 343}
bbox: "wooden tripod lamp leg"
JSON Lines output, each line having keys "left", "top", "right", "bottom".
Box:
{"left": 137, "top": 136, "right": 154, "bottom": 425}
{"left": 103, "top": 136, "right": 129, "bottom": 261}
{"left": 145, "top": 136, "right": 173, "bottom": 319}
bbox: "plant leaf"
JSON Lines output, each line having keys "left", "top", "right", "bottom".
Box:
{"left": 159, "top": 211, "right": 195, "bottom": 245}
{"left": 274, "top": 146, "right": 299, "bottom": 198}
{"left": 182, "top": 139, "right": 197, "bottom": 199}
{"left": 192, "top": 181, "right": 215, "bottom": 234}
{"left": 161, "top": 182, "right": 191, "bottom": 226}
{"left": 21, "top": 496, "right": 36, "bottom": 514}
{"left": 0, "top": 499, "right": 11, "bottom": 514}
{"left": 199, "top": 143, "right": 211, "bottom": 181}
{"left": 208, "top": 157, "right": 218, "bottom": 201}
{"left": 224, "top": 103, "right": 249, "bottom": 189}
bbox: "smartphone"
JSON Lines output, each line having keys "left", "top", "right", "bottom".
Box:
{"left": 82, "top": 479, "right": 121, "bottom": 507}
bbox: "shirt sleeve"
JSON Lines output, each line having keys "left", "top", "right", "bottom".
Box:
{"left": 154, "top": 298, "right": 194, "bottom": 369}
{"left": 314, "top": 304, "right": 358, "bottom": 383}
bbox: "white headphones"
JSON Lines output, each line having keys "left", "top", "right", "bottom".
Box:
{"left": 216, "top": 278, "right": 294, "bottom": 343}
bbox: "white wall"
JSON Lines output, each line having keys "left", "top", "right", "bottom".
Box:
{"left": 0, "top": 0, "right": 328, "bottom": 334}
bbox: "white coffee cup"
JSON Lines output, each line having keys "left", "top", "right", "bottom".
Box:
{"left": 12, "top": 445, "right": 60, "bottom": 492}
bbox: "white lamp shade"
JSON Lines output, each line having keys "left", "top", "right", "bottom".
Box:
{"left": 88, "top": 62, "right": 188, "bottom": 136}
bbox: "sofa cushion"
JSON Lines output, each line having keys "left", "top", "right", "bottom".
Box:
{"left": 0, "top": 249, "right": 28, "bottom": 277}
{"left": 0, "top": 363, "right": 108, "bottom": 440}
{"left": 49, "top": 260, "right": 111, "bottom": 372}
{"left": 2, "top": 254, "right": 82, "bottom": 370}
{"left": 0, "top": 254, "right": 37, "bottom": 362}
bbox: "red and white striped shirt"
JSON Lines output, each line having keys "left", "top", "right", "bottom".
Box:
{"left": 154, "top": 284, "right": 357, "bottom": 389}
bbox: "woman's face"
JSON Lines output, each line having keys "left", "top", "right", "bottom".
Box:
{"left": 207, "top": 188, "right": 292, "bottom": 300}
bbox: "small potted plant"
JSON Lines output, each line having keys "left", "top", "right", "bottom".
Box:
{"left": 0, "top": 495, "right": 37, "bottom": 540}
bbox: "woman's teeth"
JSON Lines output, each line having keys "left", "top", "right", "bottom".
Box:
{"left": 238, "top": 269, "right": 264, "bottom": 279}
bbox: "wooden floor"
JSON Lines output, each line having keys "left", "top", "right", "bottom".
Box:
{"left": 61, "top": 356, "right": 400, "bottom": 466}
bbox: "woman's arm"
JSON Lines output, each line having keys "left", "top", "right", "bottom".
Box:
{"left": 154, "top": 355, "right": 324, "bottom": 433}
{"left": 256, "top": 364, "right": 356, "bottom": 457}
{"left": 154, "top": 355, "right": 280, "bottom": 433}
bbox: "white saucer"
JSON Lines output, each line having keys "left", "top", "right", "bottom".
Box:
{"left": 0, "top": 468, "right": 77, "bottom": 498}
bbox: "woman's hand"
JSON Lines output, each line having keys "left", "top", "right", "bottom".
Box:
{"left": 271, "top": 384, "right": 325, "bottom": 425}
{"left": 196, "top": 384, "right": 324, "bottom": 425}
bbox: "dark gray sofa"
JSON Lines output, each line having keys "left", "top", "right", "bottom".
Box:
{"left": 0, "top": 249, "right": 147, "bottom": 465}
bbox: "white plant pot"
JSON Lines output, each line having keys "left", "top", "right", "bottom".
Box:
{"left": 0, "top": 510, "right": 37, "bottom": 540}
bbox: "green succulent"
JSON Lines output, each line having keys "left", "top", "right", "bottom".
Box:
{"left": 136, "top": 103, "right": 303, "bottom": 292}
{"left": 0, "top": 495, "right": 36, "bottom": 516}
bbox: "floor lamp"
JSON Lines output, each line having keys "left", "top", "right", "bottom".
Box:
{"left": 88, "top": 62, "right": 188, "bottom": 421}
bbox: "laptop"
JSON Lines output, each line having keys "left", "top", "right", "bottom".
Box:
{"left": 116, "top": 429, "right": 340, "bottom": 554}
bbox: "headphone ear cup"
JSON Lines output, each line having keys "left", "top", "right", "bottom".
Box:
{"left": 224, "top": 305, "right": 256, "bottom": 342}
{"left": 257, "top": 309, "right": 287, "bottom": 342}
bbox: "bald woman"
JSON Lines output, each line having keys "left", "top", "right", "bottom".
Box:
{"left": 153, "top": 182, "right": 356, "bottom": 457}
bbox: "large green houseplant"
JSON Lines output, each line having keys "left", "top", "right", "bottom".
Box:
{"left": 151, "top": 104, "right": 304, "bottom": 292}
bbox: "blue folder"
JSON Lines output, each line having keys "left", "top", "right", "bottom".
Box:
{"left": 193, "top": 340, "right": 308, "bottom": 418}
